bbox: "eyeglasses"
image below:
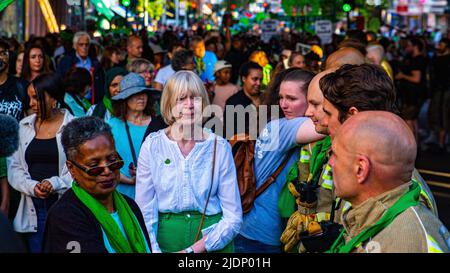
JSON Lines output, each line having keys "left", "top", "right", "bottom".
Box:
{"left": 69, "top": 159, "right": 124, "bottom": 176}
{"left": 0, "top": 50, "right": 9, "bottom": 58}
{"left": 77, "top": 42, "right": 90, "bottom": 48}
{"left": 139, "top": 70, "right": 154, "bottom": 75}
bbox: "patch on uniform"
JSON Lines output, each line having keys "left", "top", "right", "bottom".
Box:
{"left": 365, "top": 241, "right": 381, "bottom": 253}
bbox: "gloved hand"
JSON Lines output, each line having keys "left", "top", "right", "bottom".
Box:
{"left": 288, "top": 182, "right": 300, "bottom": 198}
{"left": 281, "top": 210, "right": 326, "bottom": 252}
{"left": 280, "top": 210, "right": 304, "bottom": 252}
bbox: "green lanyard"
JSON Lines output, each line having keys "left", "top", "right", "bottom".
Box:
{"left": 309, "top": 136, "right": 332, "bottom": 185}
{"left": 327, "top": 181, "right": 421, "bottom": 253}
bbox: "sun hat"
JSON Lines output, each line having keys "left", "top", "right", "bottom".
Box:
{"left": 111, "top": 73, "right": 150, "bottom": 100}
{"left": 213, "top": 60, "right": 232, "bottom": 74}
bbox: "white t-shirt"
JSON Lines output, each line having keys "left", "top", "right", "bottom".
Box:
{"left": 154, "top": 65, "right": 175, "bottom": 86}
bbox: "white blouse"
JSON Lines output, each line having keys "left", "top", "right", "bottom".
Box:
{"left": 135, "top": 129, "right": 242, "bottom": 253}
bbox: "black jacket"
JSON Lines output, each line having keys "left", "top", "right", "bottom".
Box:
{"left": 56, "top": 49, "right": 105, "bottom": 104}
{"left": 223, "top": 90, "right": 254, "bottom": 139}
{"left": 43, "top": 189, "right": 151, "bottom": 253}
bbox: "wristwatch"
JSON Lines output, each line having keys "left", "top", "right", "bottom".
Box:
{"left": 185, "top": 247, "right": 194, "bottom": 253}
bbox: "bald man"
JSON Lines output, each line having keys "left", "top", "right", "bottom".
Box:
{"left": 127, "top": 35, "right": 143, "bottom": 61}
{"left": 325, "top": 47, "right": 365, "bottom": 70}
{"left": 328, "top": 112, "right": 449, "bottom": 253}
{"left": 281, "top": 64, "right": 436, "bottom": 253}
{"left": 320, "top": 63, "right": 437, "bottom": 215}
{"left": 281, "top": 69, "right": 339, "bottom": 253}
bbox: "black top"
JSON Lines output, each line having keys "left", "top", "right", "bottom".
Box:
{"left": 43, "top": 188, "right": 151, "bottom": 253}
{"left": 0, "top": 76, "right": 29, "bottom": 121}
{"left": 398, "top": 55, "right": 427, "bottom": 93}
{"left": 0, "top": 212, "right": 26, "bottom": 253}
{"left": 223, "top": 90, "right": 254, "bottom": 139}
{"left": 25, "top": 138, "right": 59, "bottom": 182}
{"left": 141, "top": 115, "right": 168, "bottom": 144}
{"left": 224, "top": 49, "right": 247, "bottom": 84}
{"left": 431, "top": 54, "right": 450, "bottom": 91}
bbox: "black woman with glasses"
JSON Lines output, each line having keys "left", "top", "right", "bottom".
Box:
{"left": 43, "top": 116, "right": 151, "bottom": 253}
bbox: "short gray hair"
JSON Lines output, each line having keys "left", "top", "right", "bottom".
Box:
{"left": 61, "top": 116, "right": 113, "bottom": 160}
{"left": 73, "top": 31, "right": 91, "bottom": 47}
{"left": 127, "top": 58, "right": 154, "bottom": 73}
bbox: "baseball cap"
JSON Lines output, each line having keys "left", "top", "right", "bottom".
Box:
{"left": 213, "top": 60, "right": 232, "bottom": 74}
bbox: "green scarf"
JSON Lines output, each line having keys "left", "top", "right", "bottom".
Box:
{"left": 103, "top": 96, "right": 113, "bottom": 113}
{"left": 80, "top": 97, "right": 92, "bottom": 112}
{"left": 278, "top": 136, "right": 332, "bottom": 217}
{"left": 195, "top": 56, "right": 206, "bottom": 75}
{"left": 327, "top": 181, "right": 421, "bottom": 253}
{"left": 71, "top": 182, "right": 148, "bottom": 253}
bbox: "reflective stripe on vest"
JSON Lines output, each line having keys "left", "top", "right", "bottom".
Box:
{"left": 411, "top": 177, "right": 434, "bottom": 210}
{"left": 321, "top": 164, "right": 333, "bottom": 190}
{"left": 342, "top": 200, "right": 352, "bottom": 214}
{"left": 300, "top": 148, "right": 311, "bottom": 163}
{"left": 427, "top": 234, "right": 444, "bottom": 253}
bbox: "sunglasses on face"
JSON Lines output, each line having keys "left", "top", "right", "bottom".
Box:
{"left": 69, "top": 159, "right": 124, "bottom": 176}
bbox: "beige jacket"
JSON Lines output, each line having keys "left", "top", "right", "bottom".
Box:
{"left": 341, "top": 183, "right": 450, "bottom": 253}
{"left": 315, "top": 164, "right": 438, "bottom": 224}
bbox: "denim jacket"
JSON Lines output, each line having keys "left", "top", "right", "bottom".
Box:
{"left": 7, "top": 109, "right": 74, "bottom": 233}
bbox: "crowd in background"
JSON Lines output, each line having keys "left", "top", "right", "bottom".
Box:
{"left": 0, "top": 15, "right": 449, "bottom": 253}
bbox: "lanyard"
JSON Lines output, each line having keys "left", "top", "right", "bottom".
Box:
{"left": 328, "top": 181, "right": 421, "bottom": 253}
{"left": 309, "top": 136, "right": 332, "bottom": 185}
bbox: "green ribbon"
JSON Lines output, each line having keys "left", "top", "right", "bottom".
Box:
{"left": 327, "top": 181, "right": 421, "bottom": 253}
{"left": 71, "top": 182, "right": 148, "bottom": 253}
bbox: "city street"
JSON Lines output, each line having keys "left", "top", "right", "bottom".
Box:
{"left": 1, "top": 0, "right": 450, "bottom": 255}
{"left": 417, "top": 150, "right": 450, "bottom": 227}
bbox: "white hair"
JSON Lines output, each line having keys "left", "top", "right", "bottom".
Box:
{"left": 73, "top": 31, "right": 91, "bottom": 47}
{"left": 366, "top": 44, "right": 385, "bottom": 58}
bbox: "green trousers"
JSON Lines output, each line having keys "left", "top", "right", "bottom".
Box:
{"left": 157, "top": 211, "right": 234, "bottom": 253}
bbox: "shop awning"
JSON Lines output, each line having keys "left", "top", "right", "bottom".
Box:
{"left": 0, "top": 0, "right": 15, "bottom": 13}
{"left": 91, "top": 0, "right": 115, "bottom": 20}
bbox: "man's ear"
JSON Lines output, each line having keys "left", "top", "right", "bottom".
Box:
{"left": 355, "top": 155, "right": 370, "bottom": 185}
{"left": 348, "top": 106, "right": 359, "bottom": 117}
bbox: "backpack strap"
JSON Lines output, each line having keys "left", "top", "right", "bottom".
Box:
{"left": 255, "top": 148, "right": 296, "bottom": 197}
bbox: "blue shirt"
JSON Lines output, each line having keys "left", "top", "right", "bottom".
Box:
{"left": 108, "top": 117, "right": 147, "bottom": 199}
{"left": 239, "top": 117, "right": 306, "bottom": 246}
{"left": 101, "top": 211, "right": 151, "bottom": 253}
{"left": 199, "top": 51, "right": 217, "bottom": 82}
{"left": 75, "top": 53, "right": 93, "bottom": 100}
{"left": 64, "top": 93, "right": 88, "bottom": 117}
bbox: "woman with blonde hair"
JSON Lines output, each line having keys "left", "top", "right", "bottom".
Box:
{"left": 136, "top": 71, "right": 242, "bottom": 253}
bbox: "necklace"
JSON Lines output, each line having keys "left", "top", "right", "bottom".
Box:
{"left": 35, "top": 110, "right": 62, "bottom": 138}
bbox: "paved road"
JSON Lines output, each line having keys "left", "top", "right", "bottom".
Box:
{"left": 416, "top": 149, "right": 450, "bottom": 228}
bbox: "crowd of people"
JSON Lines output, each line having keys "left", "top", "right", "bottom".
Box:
{"left": 0, "top": 19, "right": 449, "bottom": 253}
